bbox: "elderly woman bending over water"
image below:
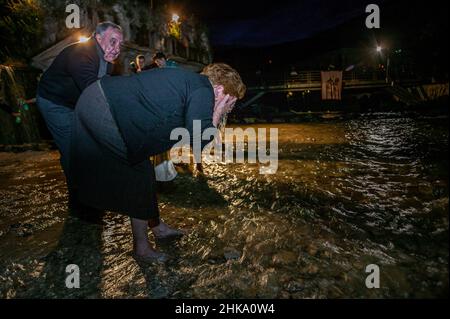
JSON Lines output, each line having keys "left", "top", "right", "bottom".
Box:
{"left": 70, "top": 63, "right": 246, "bottom": 262}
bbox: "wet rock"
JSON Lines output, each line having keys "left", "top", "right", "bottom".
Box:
{"left": 279, "top": 290, "right": 291, "bottom": 299}
{"left": 270, "top": 201, "right": 280, "bottom": 211}
{"left": 151, "top": 286, "right": 170, "bottom": 299}
{"left": 272, "top": 251, "right": 298, "bottom": 265}
{"left": 304, "top": 264, "right": 319, "bottom": 275}
{"left": 258, "top": 269, "right": 281, "bottom": 297}
{"left": 246, "top": 241, "right": 275, "bottom": 264}
{"left": 9, "top": 223, "right": 34, "bottom": 237}
{"left": 232, "top": 272, "right": 258, "bottom": 294}
{"left": 252, "top": 240, "right": 275, "bottom": 255}
{"left": 340, "top": 272, "right": 350, "bottom": 282}
{"left": 286, "top": 280, "right": 304, "bottom": 293}
{"left": 322, "top": 250, "right": 332, "bottom": 258}
{"left": 241, "top": 221, "right": 257, "bottom": 235}
{"left": 431, "top": 181, "right": 447, "bottom": 198}
{"left": 223, "top": 247, "right": 241, "bottom": 261}
{"left": 306, "top": 244, "right": 318, "bottom": 256}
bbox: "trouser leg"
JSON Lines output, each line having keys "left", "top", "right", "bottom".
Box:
{"left": 36, "top": 96, "right": 73, "bottom": 180}
{"left": 36, "top": 95, "right": 103, "bottom": 223}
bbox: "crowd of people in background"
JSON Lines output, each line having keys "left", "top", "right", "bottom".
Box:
{"left": 130, "top": 51, "right": 177, "bottom": 74}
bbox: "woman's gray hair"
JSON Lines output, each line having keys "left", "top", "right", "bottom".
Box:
{"left": 94, "top": 21, "right": 122, "bottom": 36}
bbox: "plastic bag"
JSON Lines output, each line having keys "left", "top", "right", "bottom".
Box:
{"left": 154, "top": 160, "right": 178, "bottom": 182}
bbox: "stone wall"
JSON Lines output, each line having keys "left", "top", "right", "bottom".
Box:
{"left": 35, "top": 0, "right": 212, "bottom": 73}
{"left": 1, "top": 1, "right": 213, "bottom": 146}
{"left": 0, "top": 66, "right": 42, "bottom": 146}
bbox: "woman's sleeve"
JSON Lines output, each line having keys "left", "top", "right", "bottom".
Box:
{"left": 184, "top": 87, "right": 216, "bottom": 151}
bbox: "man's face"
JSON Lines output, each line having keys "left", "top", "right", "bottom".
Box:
{"left": 138, "top": 58, "right": 145, "bottom": 68}
{"left": 155, "top": 58, "right": 166, "bottom": 68}
{"left": 96, "top": 28, "right": 123, "bottom": 63}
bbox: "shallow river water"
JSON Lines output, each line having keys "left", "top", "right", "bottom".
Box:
{"left": 0, "top": 112, "right": 448, "bottom": 298}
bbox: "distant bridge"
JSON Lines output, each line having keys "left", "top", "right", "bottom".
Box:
{"left": 243, "top": 70, "right": 422, "bottom": 107}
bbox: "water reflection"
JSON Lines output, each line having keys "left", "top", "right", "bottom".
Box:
{"left": 0, "top": 113, "right": 448, "bottom": 298}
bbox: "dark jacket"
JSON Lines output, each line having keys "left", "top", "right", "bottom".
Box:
{"left": 70, "top": 69, "right": 216, "bottom": 219}
{"left": 100, "top": 67, "right": 215, "bottom": 164}
{"left": 37, "top": 38, "right": 113, "bottom": 108}
{"left": 145, "top": 62, "right": 158, "bottom": 70}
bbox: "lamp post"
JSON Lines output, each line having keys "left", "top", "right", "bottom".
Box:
{"left": 376, "top": 45, "right": 390, "bottom": 83}
{"left": 168, "top": 12, "right": 181, "bottom": 39}
{"left": 386, "top": 53, "right": 390, "bottom": 83}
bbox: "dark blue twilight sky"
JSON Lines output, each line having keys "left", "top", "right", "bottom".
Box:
{"left": 186, "top": 0, "right": 389, "bottom": 47}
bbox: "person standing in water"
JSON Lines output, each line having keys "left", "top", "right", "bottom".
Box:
{"left": 36, "top": 21, "right": 123, "bottom": 219}
{"left": 70, "top": 63, "right": 245, "bottom": 262}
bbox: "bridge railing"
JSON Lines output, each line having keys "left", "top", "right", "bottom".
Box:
{"left": 342, "top": 70, "right": 387, "bottom": 82}
{"left": 246, "top": 69, "right": 411, "bottom": 90}
{"left": 287, "top": 71, "right": 321, "bottom": 84}
{"left": 288, "top": 70, "right": 387, "bottom": 83}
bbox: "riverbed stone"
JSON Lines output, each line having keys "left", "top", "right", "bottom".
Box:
{"left": 272, "top": 251, "right": 298, "bottom": 265}
{"left": 223, "top": 247, "right": 241, "bottom": 261}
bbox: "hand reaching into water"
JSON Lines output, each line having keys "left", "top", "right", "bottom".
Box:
{"left": 213, "top": 94, "right": 237, "bottom": 127}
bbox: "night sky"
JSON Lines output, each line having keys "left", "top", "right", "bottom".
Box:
{"left": 172, "top": 0, "right": 448, "bottom": 74}
{"left": 183, "top": 0, "right": 389, "bottom": 47}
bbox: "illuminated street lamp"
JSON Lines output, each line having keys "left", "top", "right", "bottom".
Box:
{"left": 376, "top": 45, "right": 390, "bottom": 83}
{"left": 169, "top": 13, "right": 181, "bottom": 39}
{"left": 79, "top": 35, "right": 89, "bottom": 43}
{"left": 172, "top": 13, "right": 180, "bottom": 23}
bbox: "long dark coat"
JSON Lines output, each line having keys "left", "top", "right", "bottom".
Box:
{"left": 70, "top": 69, "right": 215, "bottom": 219}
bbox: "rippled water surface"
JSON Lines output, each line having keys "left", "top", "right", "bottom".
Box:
{"left": 0, "top": 113, "right": 448, "bottom": 298}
